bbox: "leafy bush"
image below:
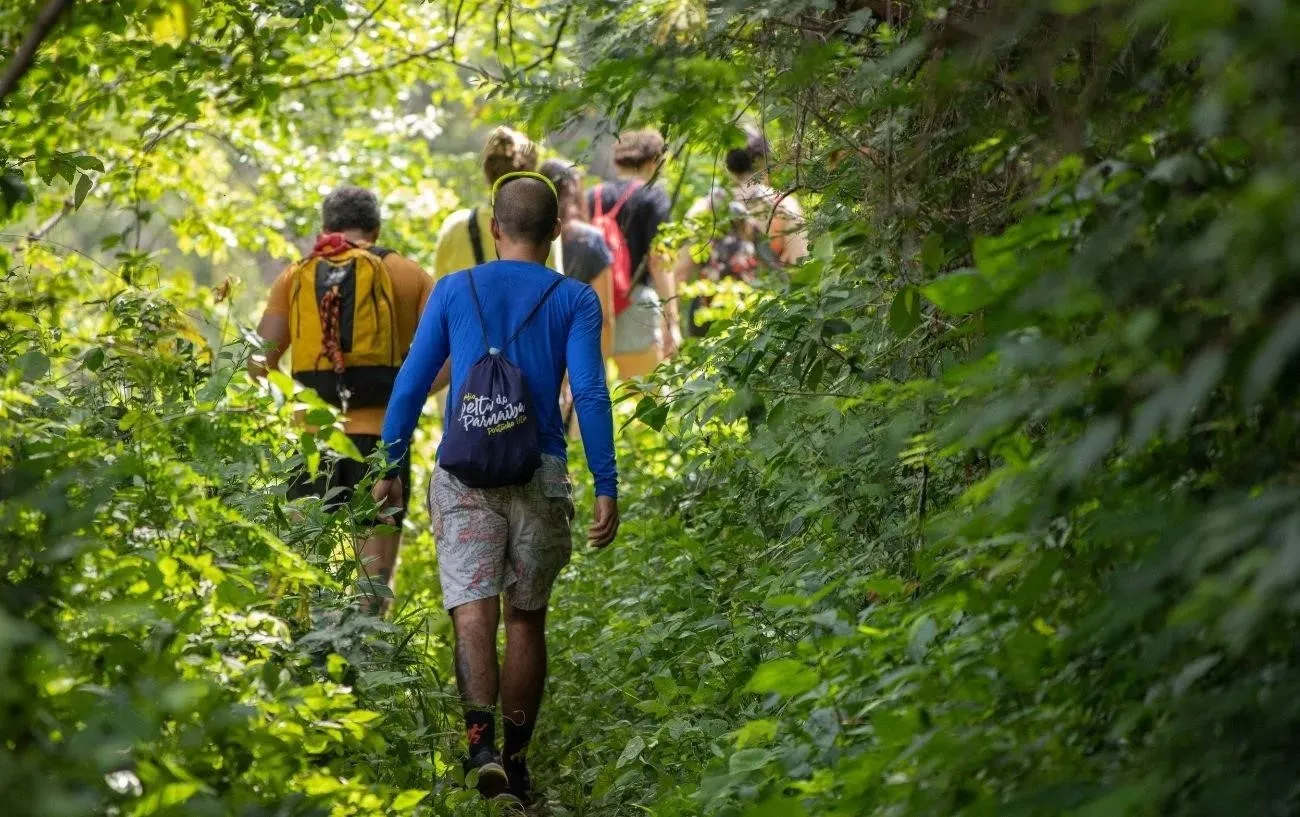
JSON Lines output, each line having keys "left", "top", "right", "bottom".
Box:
{"left": 0, "top": 256, "right": 462, "bottom": 816}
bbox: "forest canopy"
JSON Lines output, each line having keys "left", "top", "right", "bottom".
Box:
{"left": 4, "top": 1, "right": 1300, "bottom": 816}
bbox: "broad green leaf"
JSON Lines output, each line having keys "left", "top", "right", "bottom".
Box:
{"left": 889, "top": 286, "right": 922, "bottom": 336}
{"left": 744, "top": 659, "right": 818, "bottom": 697}
{"left": 1245, "top": 304, "right": 1300, "bottom": 404}
{"left": 732, "top": 718, "right": 778, "bottom": 748}
{"left": 742, "top": 797, "right": 809, "bottom": 817}
{"left": 324, "top": 428, "right": 365, "bottom": 461}
{"left": 392, "top": 790, "right": 426, "bottom": 811}
{"left": 152, "top": 0, "right": 193, "bottom": 45}
{"left": 616, "top": 734, "right": 646, "bottom": 768}
{"left": 73, "top": 173, "right": 93, "bottom": 209}
{"left": 72, "top": 155, "right": 106, "bottom": 172}
{"left": 906, "top": 615, "right": 937, "bottom": 661}
{"left": 920, "top": 232, "right": 944, "bottom": 272}
{"left": 728, "top": 747, "right": 771, "bottom": 773}
{"left": 921, "top": 269, "right": 996, "bottom": 315}
{"left": 16, "top": 350, "right": 50, "bottom": 381}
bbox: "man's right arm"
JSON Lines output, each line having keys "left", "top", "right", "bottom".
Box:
{"left": 248, "top": 267, "right": 293, "bottom": 378}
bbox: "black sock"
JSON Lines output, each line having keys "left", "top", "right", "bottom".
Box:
{"left": 465, "top": 708, "right": 496, "bottom": 757}
{"left": 502, "top": 716, "right": 535, "bottom": 767}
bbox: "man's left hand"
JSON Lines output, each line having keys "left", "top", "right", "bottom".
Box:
{"left": 371, "top": 477, "right": 404, "bottom": 525}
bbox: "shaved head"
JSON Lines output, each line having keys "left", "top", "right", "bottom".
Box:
{"left": 492, "top": 176, "right": 559, "bottom": 247}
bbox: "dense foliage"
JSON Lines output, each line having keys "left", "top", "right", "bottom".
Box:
{"left": 5, "top": 0, "right": 1300, "bottom": 816}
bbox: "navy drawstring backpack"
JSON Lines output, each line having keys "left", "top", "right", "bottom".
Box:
{"left": 439, "top": 269, "right": 564, "bottom": 489}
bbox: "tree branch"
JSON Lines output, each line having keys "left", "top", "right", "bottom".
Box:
{"left": 519, "top": 3, "right": 571, "bottom": 73}
{"left": 282, "top": 37, "right": 488, "bottom": 89}
{"left": 0, "top": 0, "right": 73, "bottom": 105}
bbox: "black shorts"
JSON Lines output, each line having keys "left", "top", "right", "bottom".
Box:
{"left": 286, "top": 434, "right": 412, "bottom": 525}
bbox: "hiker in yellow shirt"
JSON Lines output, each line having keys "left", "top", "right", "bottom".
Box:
{"left": 433, "top": 127, "right": 563, "bottom": 279}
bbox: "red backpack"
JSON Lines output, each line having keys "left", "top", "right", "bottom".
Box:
{"left": 592, "top": 181, "right": 643, "bottom": 315}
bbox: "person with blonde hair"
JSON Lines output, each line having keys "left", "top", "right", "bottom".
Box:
{"left": 433, "top": 127, "right": 563, "bottom": 279}
{"left": 428, "top": 127, "right": 563, "bottom": 393}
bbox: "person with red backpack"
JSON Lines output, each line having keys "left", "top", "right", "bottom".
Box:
{"left": 587, "top": 129, "right": 680, "bottom": 378}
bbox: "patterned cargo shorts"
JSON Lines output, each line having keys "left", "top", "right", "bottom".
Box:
{"left": 429, "top": 454, "right": 576, "bottom": 611}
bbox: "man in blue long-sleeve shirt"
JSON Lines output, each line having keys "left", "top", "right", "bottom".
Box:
{"left": 373, "top": 173, "right": 618, "bottom": 807}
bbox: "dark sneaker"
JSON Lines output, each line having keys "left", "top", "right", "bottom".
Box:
{"left": 504, "top": 757, "right": 534, "bottom": 807}
{"left": 463, "top": 748, "right": 509, "bottom": 798}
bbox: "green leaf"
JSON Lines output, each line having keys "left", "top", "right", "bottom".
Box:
{"left": 742, "top": 797, "right": 809, "bottom": 817}
{"left": 72, "top": 155, "right": 106, "bottom": 172}
{"left": 17, "top": 350, "right": 51, "bottom": 381}
{"left": 889, "top": 286, "right": 922, "bottom": 336}
{"left": 81, "top": 347, "right": 106, "bottom": 371}
{"left": 906, "top": 615, "right": 937, "bottom": 661}
{"left": 305, "top": 407, "right": 336, "bottom": 427}
{"left": 639, "top": 403, "right": 669, "bottom": 431}
{"left": 324, "top": 428, "right": 364, "bottom": 462}
{"left": 616, "top": 734, "right": 645, "bottom": 768}
{"left": 73, "top": 173, "right": 93, "bottom": 209}
{"left": 1245, "top": 304, "right": 1300, "bottom": 404}
{"left": 732, "top": 718, "right": 778, "bottom": 748}
{"left": 1171, "top": 654, "right": 1221, "bottom": 697}
{"left": 391, "top": 790, "right": 427, "bottom": 811}
{"left": 266, "top": 370, "right": 296, "bottom": 396}
{"left": 920, "top": 232, "right": 944, "bottom": 272}
{"left": 812, "top": 235, "right": 834, "bottom": 261}
{"left": 921, "top": 269, "right": 996, "bottom": 315}
{"left": 152, "top": 0, "right": 193, "bottom": 45}
{"left": 728, "top": 747, "right": 772, "bottom": 773}
{"left": 873, "top": 709, "right": 920, "bottom": 745}
{"left": 744, "top": 659, "right": 818, "bottom": 697}
{"left": 0, "top": 171, "right": 33, "bottom": 214}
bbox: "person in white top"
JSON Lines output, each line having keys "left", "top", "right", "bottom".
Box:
{"left": 674, "top": 128, "right": 809, "bottom": 334}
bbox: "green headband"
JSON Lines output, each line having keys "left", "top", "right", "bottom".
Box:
{"left": 490, "top": 171, "right": 559, "bottom": 209}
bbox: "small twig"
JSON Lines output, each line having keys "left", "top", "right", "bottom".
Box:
{"left": 281, "top": 38, "right": 460, "bottom": 89}
{"left": 27, "top": 202, "right": 73, "bottom": 242}
{"left": 0, "top": 0, "right": 73, "bottom": 105}
{"left": 519, "top": 3, "right": 571, "bottom": 72}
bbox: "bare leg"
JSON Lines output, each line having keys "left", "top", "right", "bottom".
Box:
{"left": 452, "top": 597, "right": 502, "bottom": 707}
{"left": 501, "top": 604, "right": 548, "bottom": 739}
{"left": 613, "top": 345, "right": 661, "bottom": 379}
{"left": 358, "top": 530, "right": 399, "bottom": 614}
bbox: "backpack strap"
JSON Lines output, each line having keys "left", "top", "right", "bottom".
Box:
{"left": 369, "top": 246, "right": 393, "bottom": 259}
{"left": 465, "top": 269, "right": 492, "bottom": 354}
{"left": 505, "top": 277, "right": 565, "bottom": 351}
{"left": 467, "top": 207, "right": 486, "bottom": 265}
{"left": 466, "top": 271, "right": 566, "bottom": 355}
{"left": 607, "top": 180, "right": 642, "bottom": 219}
{"left": 594, "top": 181, "right": 641, "bottom": 222}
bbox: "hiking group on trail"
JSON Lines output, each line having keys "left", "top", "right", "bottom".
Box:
{"left": 248, "top": 125, "right": 805, "bottom": 809}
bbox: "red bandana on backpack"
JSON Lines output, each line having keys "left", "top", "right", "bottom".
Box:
{"left": 310, "top": 232, "right": 354, "bottom": 259}
{"left": 309, "top": 233, "right": 356, "bottom": 376}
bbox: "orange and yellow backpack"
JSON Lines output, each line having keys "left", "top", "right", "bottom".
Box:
{"left": 288, "top": 244, "right": 400, "bottom": 409}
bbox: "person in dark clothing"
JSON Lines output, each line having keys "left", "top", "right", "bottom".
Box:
{"left": 587, "top": 129, "right": 680, "bottom": 378}
{"left": 541, "top": 158, "right": 614, "bottom": 357}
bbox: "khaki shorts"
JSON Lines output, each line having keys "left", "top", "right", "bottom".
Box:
{"left": 613, "top": 284, "right": 663, "bottom": 356}
{"left": 429, "top": 455, "right": 575, "bottom": 610}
